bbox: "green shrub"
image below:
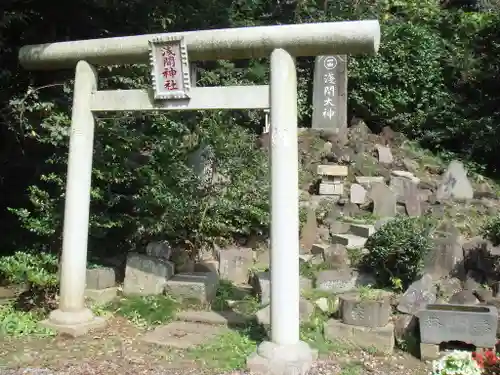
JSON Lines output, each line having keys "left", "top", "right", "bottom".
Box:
{"left": 0, "top": 303, "right": 56, "bottom": 337}
{"left": 0, "top": 252, "right": 58, "bottom": 288}
{"left": 0, "top": 252, "right": 59, "bottom": 311}
{"left": 8, "top": 97, "right": 270, "bottom": 258}
{"left": 363, "top": 216, "right": 434, "bottom": 289}
{"left": 4, "top": 0, "right": 500, "bottom": 267}
{"left": 481, "top": 215, "right": 500, "bottom": 246}
{"left": 349, "top": 20, "right": 450, "bottom": 138}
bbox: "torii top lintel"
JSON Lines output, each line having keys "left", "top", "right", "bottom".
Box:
{"left": 18, "top": 20, "right": 380, "bottom": 70}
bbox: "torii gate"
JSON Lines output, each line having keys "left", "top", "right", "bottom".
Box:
{"left": 18, "top": 20, "right": 380, "bottom": 374}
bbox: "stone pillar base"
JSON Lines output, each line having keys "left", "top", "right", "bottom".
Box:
{"left": 247, "top": 341, "right": 317, "bottom": 375}
{"left": 40, "top": 308, "right": 107, "bottom": 337}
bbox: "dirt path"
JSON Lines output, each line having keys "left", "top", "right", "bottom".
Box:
{"left": 0, "top": 317, "right": 430, "bottom": 375}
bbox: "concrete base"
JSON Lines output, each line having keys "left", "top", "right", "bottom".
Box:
{"left": 85, "top": 287, "right": 118, "bottom": 304}
{"left": 247, "top": 341, "right": 318, "bottom": 375}
{"left": 420, "top": 343, "right": 492, "bottom": 362}
{"left": 419, "top": 343, "right": 440, "bottom": 361}
{"left": 40, "top": 308, "right": 107, "bottom": 337}
{"left": 324, "top": 319, "right": 394, "bottom": 354}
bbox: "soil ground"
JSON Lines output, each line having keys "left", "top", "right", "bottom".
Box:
{"left": 0, "top": 316, "right": 430, "bottom": 375}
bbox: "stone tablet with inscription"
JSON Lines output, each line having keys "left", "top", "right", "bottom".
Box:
{"left": 311, "top": 55, "right": 348, "bottom": 133}
{"left": 418, "top": 304, "right": 498, "bottom": 348}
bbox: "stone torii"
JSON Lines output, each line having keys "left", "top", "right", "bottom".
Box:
{"left": 18, "top": 20, "right": 380, "bottom": 374}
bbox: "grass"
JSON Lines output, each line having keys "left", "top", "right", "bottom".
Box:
{"left": 212, "top": 279, "right": 260, "bottom": 315}
{"left": 108, "top": 294, "right": 180, "bottom": 327}
{"left": 401, "top": 140, "right": 444, "bottom": 170}
{"left": 299, "top": 260, "right": 331, "bottom": 281}
{"left": 442, "top": 202, "right": 490, "bottom": 238}
{"left": 356, "top": 285, "right": 388, "bottom": 301}
{"left": 0, "top": 274, "right": 413, "bottom": 373}
{"left": 186, "top": 321, "right": 266, "bottom": 369}
{"left": 301, "top": 317, "right": 349, "bottom": 355}
{"left": 340, "top": 361, "right": 363, "bottom": 375}
{"left": 346, "top": 247, "right": 365, "bottom": 266}
{"left": 340, "top": 212, "right": 379, "bottom": 224}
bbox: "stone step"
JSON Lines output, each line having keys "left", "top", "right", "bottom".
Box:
{"left": 176, "top": 309, "right": 249, "bottom": 326}
{"left": 349, "top": 223, "right": 376, "bottom": 238}
{"left": 141, "top": 321, "right": 228, "bottom": 349}
{"left": 330, "top": 233, "right": 366, "bottom": 249}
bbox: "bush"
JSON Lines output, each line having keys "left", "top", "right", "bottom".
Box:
{"left": 363, "top": 216, "right": 434, "bottom": 289}
{"left": 481, "top": 215, "right": 500, "bottom": 246}
{"left": 0, "top": 252, "right": 58, "bottom": 288}
{"left": 0, "top": 303, "right": 56, "bottom": 337}
{"left": 349, "top": 19, "right": 450, "bottom": 138}
{"left": 3, "top": 0, "right": 500, "bottom": 264}
{"left": 8, "top": 93, "right": 270, "bottom": 257}
{"left": 0, "top": 252, "right": 59, "bottom": 311}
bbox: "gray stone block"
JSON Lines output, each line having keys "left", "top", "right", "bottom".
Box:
{"left": 324, "top": 319, "right": 394, "bottom": 354}
{"left": 316, "top": 268, "right": 375, "bottom": 294}
{"left": 40, "top": 309, "right": 107, "bottom": 337}
{"left": 141, "top": 321, "right": 226, "bottom": 349}
{"left": 418, "top": 303, "right": 498, "bottom": 348}
{"left": 165, "top": 272, "right": 218, "bottom": 304}
{"left": 349, "top": 223, "right": 375, "bottom": 238}
{"left": 253, "top": 271, "right": 270, "bottom": 306}
{"left": 397, "top": 274, "right": 436, "bottom": 315}
{"left": 84, "top": 287, "right": 118, "bottom": 304}
{"left": 218, "top": 247, "right": 253, "bottom": 284}
{"left": 123, "top": 253, "right": 175, "bottom": 296}
{"left": 86, "top": 267, "right": 116, "bottom": 290}
{"left": 145, "top": 240, "right": 172, "bottom": 260}
{"left": 420, "top": 343, "right": 440, "bottom": 361}
{"left": 339, "top": 291, "right": 391, "bottom": 328}
{"left": 247, "top": 341, "right": 317, "bottom": 375}
{"left": 311, "top": 243, "right": 350, "bottom": 268}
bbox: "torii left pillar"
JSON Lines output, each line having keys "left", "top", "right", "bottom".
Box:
{"left": 40, "top": 61, "right": 107, "bottom": 335}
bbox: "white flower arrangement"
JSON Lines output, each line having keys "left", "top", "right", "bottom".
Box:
{"left": 432, "top": 350, "right": 482, "bottom": 375}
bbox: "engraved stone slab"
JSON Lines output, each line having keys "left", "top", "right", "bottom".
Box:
{"left": 436, "top": 160, "right": 473, "bottom": 200}
{"left": 316, "top": 269, "right": 375, "bottom": 294}
{"left": 319, "top": 182, "right": 344, "bottom": 195}
{"left": 418, "top": 304, "right": 498, "bottom": 348}
{"left": 165, "top": 272, "right": 218, "bottom": 303}
{"left": 339, "top": 291, "right": 392, "bottom": 328}
{"left": 123, "top": 253, "right": 175, "bottom": 296}
{"left": 311, "top": 55, "right": 347, "bottom": 132}
{"left": 397, "top": 274, "right": 436, "bottom": 315}
{"left": 218, "top": 247, "right": 253, "bottom": 284}
{"left": 350, "top": 183, "right": 367, "bottom": 204}
{"left": 317, "top": 164, "right": 348, "bottom": 177}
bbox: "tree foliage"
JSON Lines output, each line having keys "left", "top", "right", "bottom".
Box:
{"left": 1, "top": 0, "right": 500, "bottom": 257}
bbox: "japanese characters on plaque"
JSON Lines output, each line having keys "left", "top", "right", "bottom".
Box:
{"left": 311, "top": 55, "right": 347, "bottom": 132}
{"left": 148, "top": 36, "right": 191, "bottom": 100}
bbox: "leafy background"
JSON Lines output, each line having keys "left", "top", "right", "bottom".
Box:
{"left": 1, "top": 0, "right": 500, "bottom": 259}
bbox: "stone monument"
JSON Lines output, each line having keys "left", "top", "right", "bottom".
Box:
{"left": 311, "top": 55, "right": 348, "bottom": 134}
